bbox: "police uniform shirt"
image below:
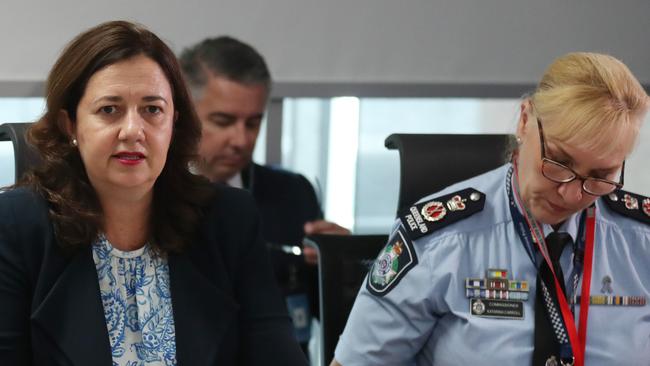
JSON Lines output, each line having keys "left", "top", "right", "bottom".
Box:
{"left": 334, "top": 164, "right": 650, "bottom": 366}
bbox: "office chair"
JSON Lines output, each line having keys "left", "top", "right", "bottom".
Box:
{"left": 0, "top": 122, "right": 40, "bottom": 182}
{"left": 385, "top": 133, "right": 513, "bottom": 214}
{"left": 304, "top": 234, "right": 388, "bottom": 366}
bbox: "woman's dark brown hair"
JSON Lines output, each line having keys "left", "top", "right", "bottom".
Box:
{"left": 22, "top": 20, "right": 214, "bottom": 252}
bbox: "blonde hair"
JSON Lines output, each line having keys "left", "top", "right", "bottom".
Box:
{"left": 531, "top": 52, "right": 649, "bottom": 157}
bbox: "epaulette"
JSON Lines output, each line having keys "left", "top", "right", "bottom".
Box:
{"left": 398, "top": 187, "right": 486, "bottom": 240}
{"left": 603, "top": 189, "right": 650, "bottom": 225}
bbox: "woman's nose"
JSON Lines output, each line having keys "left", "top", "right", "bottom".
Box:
{"left": 118, "top": 111, "right": 145, "bottom": 142}
{"left": 557, "top": 178, "right": 584, "bottom": 203}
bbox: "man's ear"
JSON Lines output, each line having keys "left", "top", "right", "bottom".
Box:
{"left": 58, "top": 109, "right": 75, "bottom": 141}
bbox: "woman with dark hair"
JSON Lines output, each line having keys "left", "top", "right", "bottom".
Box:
{"left": 0, "top": 21, "right": 307, "bottom": 365}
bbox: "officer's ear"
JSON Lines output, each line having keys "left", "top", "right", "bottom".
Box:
{"left": 516, "top": 100, "right": 532, "bottom": 141}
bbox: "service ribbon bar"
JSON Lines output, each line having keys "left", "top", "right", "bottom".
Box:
{"left": 572, "top": 295, "right": 647, "bottom": 306}
{"left": 466, "top": 288, "right": 530, "bottom": 301}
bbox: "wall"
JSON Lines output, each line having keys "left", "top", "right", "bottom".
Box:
{"left": 0, "top": 0, "right": 648, "bottom": 86}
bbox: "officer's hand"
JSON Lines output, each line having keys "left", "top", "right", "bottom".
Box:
{"left": 303, "top": 220, "right": 351, "bottom": 264}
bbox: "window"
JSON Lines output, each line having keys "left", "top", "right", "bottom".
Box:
{"left": 280, "top": 97, "right": 650, "bottom": 234}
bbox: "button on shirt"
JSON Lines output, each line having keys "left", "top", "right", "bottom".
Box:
{"left": 334, "top": 164, "right": 650, "bottom": 365}
{"left": 93, "top": 234, "right": 177, "bottom": 365}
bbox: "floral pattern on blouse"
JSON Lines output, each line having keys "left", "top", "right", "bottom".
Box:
{"left": 93, "top": 234, "right": 177, "bottom": 366}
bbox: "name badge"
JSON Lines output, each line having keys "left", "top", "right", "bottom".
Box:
{"left": 470, "top": 298, "right": 524, "bottom": 319}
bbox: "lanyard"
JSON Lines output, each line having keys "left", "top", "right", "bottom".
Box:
{"left": 507, "top": 163, "right": 596, "bottom": 366}
{"left": 507, "top": 167, "right": 587, "bottom": 308}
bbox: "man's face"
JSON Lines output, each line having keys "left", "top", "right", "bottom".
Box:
{"left": 194, "top": 75, "right": 268, "bottom": 182}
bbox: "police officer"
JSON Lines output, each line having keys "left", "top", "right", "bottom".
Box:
{"left": 331, "top": 52, "right": 650, "bottom": 366}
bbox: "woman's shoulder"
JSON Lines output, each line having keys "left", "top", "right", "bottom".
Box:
{"left": 0, "top": 187, "right": 53, "bottom": 260}
{"left": 599, "top": 189, "right": 650, "bottom": 232}
{"left": 0, "top": 186, "right": 49, "bottom": 220}
{"left": 400, "top": 164, "right": 511, "bottom": 241}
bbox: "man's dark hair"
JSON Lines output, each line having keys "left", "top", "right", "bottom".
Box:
{"left": 179, "top": 36, "right": 271, "bottom": 93}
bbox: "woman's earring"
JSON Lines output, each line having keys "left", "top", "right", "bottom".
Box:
{"left": 516, "top": 136, "right": 522, "bottom": 145}
{"left": 72, "top": 138, "right": 78, "bottom": 147}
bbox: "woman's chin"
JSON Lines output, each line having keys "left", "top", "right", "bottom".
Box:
{"left": 530, "top": 201, "right": 572, "bottom": 226}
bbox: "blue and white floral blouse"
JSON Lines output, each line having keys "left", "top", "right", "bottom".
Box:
{"left": 92, "top": 234, "right": 177, "bottom": 366}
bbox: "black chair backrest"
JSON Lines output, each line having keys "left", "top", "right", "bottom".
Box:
{"left": 0, "top": 122, "right": 40, "bottom": 182}
{"left": 385, "top": 133, "right": 512, "bottom": 214}
{"left": 304, "top": 234, "right": 387, "bottom": 366}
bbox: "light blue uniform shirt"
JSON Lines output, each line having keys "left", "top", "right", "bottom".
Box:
{"left": 335, "top": 164, "right": 650, "bottom": 365}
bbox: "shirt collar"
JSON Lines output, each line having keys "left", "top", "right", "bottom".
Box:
{"left": 227, "top": 173, "right": 243, "bottom": 189}
{"left": 540, "top": 210, "right": 581, "bottom": 242}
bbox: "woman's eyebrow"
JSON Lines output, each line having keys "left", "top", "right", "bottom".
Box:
{"left": 549, "top": 140, "right": 622, "bottom": 175}
{"left": 546, "top": 140, "right": 573, "bottom": 162}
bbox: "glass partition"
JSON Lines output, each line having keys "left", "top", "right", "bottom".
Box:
{"left": 281, "top": 97, "right": 650, "bottom": 234}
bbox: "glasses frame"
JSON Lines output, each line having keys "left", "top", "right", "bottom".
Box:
{"left": 535, "top": 115, "right": 624, "bottom": 196}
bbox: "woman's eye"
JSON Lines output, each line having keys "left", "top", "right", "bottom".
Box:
{"left": 598, "top": 171, "right": 618, "bottom": 181}
{"left": 99, "top": 105, "right": 117, "bottom": 114}
{"left": 145, "top": 106, "right": 162, "bottom": 114}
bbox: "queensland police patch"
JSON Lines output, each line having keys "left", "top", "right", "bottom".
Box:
{"left": 399, "top": 188, "right": 486, "bottom": 240}
{"left": 367, "top": 227, "right": 418, "bottom": 296}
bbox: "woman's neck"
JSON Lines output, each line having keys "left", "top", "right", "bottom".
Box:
{"left": 99, "top": 189, "right": 153, "bottom": 252}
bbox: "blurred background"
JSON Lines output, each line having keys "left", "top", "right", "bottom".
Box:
{"left": 1, "top": 0, "right": 648, "bottom": 234}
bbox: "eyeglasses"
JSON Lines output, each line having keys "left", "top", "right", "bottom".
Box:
{"left": 535, "top": 115, "right": 624, "bottom": 196}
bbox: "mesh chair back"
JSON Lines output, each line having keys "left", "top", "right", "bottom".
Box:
{"left": 385, "top": 133, "right": 512, "bottom": 214}
{"left": 304, "top": 234, "right": 387, "bottom": 365}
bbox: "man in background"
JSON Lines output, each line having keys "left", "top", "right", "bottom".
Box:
{"left": 180, "top": 36, "right": 349, "bottom": 352}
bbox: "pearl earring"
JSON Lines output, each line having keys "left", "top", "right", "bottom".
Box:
{"left": 516, "top": 136, "right": 522, "bottom": 144}
{"left": 72, "top": 138, "right": 78, "bottom": 146}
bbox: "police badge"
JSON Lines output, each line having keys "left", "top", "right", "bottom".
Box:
{"left": 367, "top": 228, "right": 418, "bottom": 296}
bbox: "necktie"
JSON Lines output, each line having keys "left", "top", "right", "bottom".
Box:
{"left": 533, "top": 232, "right": 573, "bottom": 365}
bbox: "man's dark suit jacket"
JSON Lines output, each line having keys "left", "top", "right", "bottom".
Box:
{"left": 0, "top": 185, "right": 308, "bottom": 366}
{"left": 244, "top": 163, "right": 321, "bottom": 249}
{"left": 242, "top": 164, "right": 321, "bottom": 308}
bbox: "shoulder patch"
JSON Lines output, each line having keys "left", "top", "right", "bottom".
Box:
{"left": 398, "top": 188, "right": 486, "bottom": 240}
{"left": 603, "top": 189, "right": 650, "bottom": 225}
{"left": 366, "top": 227, "right": 418, "bottom": 297}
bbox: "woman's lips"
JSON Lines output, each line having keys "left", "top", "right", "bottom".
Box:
{"left": 113, "top": 152, "right": 145, "bottom": 165}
